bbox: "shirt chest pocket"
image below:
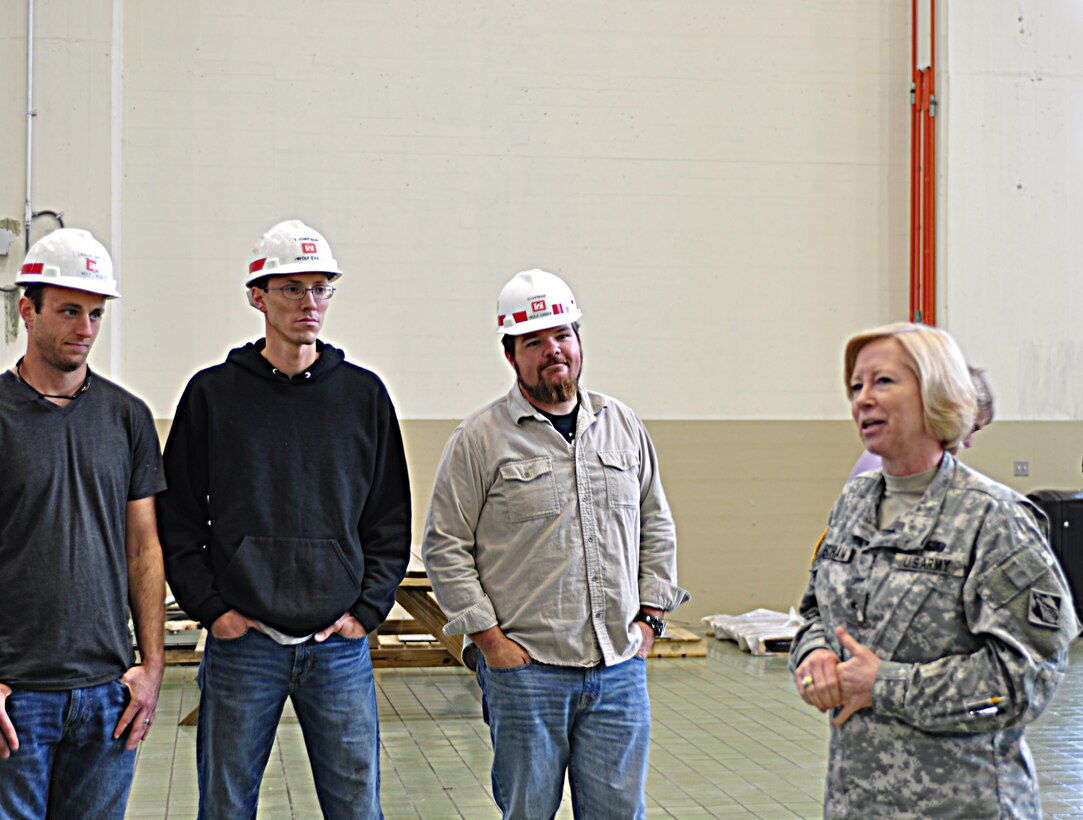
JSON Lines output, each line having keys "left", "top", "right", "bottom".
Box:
{"left": 500, "top": 457, "right": 560, "bottom": 522}
{"left": 875, "top": 553, "right": 969, "bottom": 656}
{"left": 598, "top": 449, "right": 640, "bottom": 509}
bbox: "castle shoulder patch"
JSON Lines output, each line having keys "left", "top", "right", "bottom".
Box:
{"left": 1028, "top": 589, "right": 1062, "bottom": 629}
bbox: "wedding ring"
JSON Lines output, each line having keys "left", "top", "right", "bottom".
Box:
{"left": 801, "top": 675, "right": 814, "bottom": 688}
{"left": 143, "top": 719, "right": 152, "bottom": 725}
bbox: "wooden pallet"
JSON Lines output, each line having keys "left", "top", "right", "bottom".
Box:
{"left": 378, "top": 575, "right": 463, "bottom": 667}
{"left": 646, "top": 625, "right": 707, "bottom": 658}
{"left": 369, "top": 623, "right": 461, "bottom": 668}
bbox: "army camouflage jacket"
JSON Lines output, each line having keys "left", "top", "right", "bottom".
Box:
{"left": 791, "top": 452, "right": 1077, "bottom": 818}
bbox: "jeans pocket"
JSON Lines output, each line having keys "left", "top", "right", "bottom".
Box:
{"left": 328, "top": 631, "right": 369, "bottom": 644}
{"left": 213, "top": 627, "right": 253, "bottom": 644}
{"left": 486, "top": 659, "right": 534, "bottom": 674}
{"left": 105, "top": 679, "right": 134, "bottom": 718}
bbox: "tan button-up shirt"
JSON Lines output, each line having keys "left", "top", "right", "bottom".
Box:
{"left": 422, "top": 385, "right": 688, "bottom": 667}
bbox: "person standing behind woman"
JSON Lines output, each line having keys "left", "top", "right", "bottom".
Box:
{"left": 791, "top": 322, "right": 1077, "bottom": 818}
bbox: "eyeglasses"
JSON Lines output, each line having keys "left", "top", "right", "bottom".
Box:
{"left": 264, "top": 284, "right": 336, "bottom": 301}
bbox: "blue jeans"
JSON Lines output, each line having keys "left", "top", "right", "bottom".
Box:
{"left": 0, "top": 680, "right": 136, "bottom": 819}
{"left": 476, "top": 655, "right": 650, "bottom": 820}
{"left": 196, "top": 630, "right": 381, "bottom": 820}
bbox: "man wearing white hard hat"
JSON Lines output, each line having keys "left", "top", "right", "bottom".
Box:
{"left": 422, "top": 269, "right": 688, "bottom": 819}
{"left": 0, "top": 229, "right": 167, "bottom": 818}
{"left": 157, "top": 219, "right": 411, "bottom": 819}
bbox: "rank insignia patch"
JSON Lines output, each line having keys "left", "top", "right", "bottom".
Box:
{"left": 1028, "top": 590, "right": 1062, "bottom": 629}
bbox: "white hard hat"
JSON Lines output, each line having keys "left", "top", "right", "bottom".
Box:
{"left": 497, "top": 269, "right": 582, "bottom": 335}
{"left": 15, "top": 228, "right": 121, "bottom": 298}
{"left": 246, "top": 219, "right": 342, "bottom": 287}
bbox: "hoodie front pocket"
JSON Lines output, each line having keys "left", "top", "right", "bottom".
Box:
{"left": 221, "top": 536, "right": 360, "bottom": 635}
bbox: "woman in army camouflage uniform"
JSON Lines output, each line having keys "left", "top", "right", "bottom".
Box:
{"left": 790, "top": 322, "right": 1077, "bottom": 818}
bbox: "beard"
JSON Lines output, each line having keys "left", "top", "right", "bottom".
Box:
{"left": 516, "top": 361, "right": 580, "bottom": 407}
{"left": 48, "top": 353, "right": 84, "bottom": 373}
{"left": 35, "top": 338, "right": 87, "bottom": 373}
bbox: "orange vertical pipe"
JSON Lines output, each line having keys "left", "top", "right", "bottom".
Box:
{"left": 909, "top": 0, "right": 919, "bottom": 321}
{"left": 910, "top": 0, "right": 937, "bottom": 325}
{"left": 909, "top": 68, "right": 922, "bottom": 322}
{"left": 923, "top": 0, "right": 937, "bottom": 326}
{"left": 929, "top": 0, "right": 938, "bottom": 325}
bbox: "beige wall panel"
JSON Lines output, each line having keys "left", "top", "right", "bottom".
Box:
{"left": 151, "top": 415, "right": 1083, "bottom": 619}
{"left": 950, "top": 421, "right": 1083, "bottom": 495}
{"left": 643, "top": 420, "right": 861, "bottom": 621}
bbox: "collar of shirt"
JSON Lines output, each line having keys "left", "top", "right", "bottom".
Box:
{"left": 505, "top": 383, "right": 606, "bottom": 427}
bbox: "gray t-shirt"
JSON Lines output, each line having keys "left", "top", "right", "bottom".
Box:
{"left": 0, "top": 369, "right": 165, "bottom": 690}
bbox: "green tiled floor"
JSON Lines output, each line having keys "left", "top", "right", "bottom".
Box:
{"left": 126, "top": 635, "right": 1083, "bottom": 818}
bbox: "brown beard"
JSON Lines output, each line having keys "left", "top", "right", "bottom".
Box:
{"left": 513, "top": 352, "right": 581, "bottom": 407}
{"left": 519, "top": 370, "right": 578, "bottom": 406}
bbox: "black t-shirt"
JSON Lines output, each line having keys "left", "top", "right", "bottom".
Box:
{"left": 540, "top": 404, "right": 579, "bottom": 443}
{"left": 0, "top": 370, "right": 165, "bottom": 690}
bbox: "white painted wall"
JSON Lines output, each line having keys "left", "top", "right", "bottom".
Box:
{"left": 22, "top": 1, "right": 1063, "bottom": 424}
{"left": 941, "top": 0, "right": 1083, "bottom": 420}
{"left": 113, "top": 0, "right": 914, "bottom": 421}
{"left": 0, "top": 1, "right": 118, "bottom": 367}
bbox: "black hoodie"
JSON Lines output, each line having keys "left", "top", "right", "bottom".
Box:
{"left": 157, "top": 340, "right": 411, "bottom": 636}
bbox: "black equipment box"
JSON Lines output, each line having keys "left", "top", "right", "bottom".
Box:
{"left": 1027, "top": 489, "right": 1083, "bottom": 624}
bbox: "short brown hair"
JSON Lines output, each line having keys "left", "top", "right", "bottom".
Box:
{"left": 21, "top": 284, "right": 45, "bottom": 312}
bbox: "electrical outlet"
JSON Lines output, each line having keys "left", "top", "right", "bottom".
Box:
{"left": 1013, "top": 460, "right": 1030, "bottom": 477}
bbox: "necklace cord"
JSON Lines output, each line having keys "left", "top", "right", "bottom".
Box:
{"left": 14, "top": 357, "right": 92, "bottom": 401}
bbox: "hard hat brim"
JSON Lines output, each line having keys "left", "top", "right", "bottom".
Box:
{"left": 14, "top": 274, "right": 121, "bottom": 299}
{"left": 244, "top": 262, "right": 343, "bottom": 287}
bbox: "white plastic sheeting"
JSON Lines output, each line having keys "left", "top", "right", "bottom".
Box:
{"left": 702, "top": 607, "right": 804, "bottom": 656}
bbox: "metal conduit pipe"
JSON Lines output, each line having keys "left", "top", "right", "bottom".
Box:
{"left": 24, "top": 0, "right": 34, "bottom": 254}
{"left": 23, "top": 0, "right": 64, "bottom": 256}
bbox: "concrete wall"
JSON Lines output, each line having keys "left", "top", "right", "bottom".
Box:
{"left": 6, "top": 1, "right": 1083, "bottom": 623}
{"left": 940, "top": 0, "right": 1083, "bottom": 419}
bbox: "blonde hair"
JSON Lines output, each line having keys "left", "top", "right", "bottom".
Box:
{"left": 844, "top": 323, "right": 977, "bottom": 453}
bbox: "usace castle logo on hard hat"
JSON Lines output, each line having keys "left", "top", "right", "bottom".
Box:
{"left": 531, "top": 299, "right": 546, "bottom": 312}
{"left": 86, "top": 258, "right": 98, "bottom": 273}
{"left": 301, "top": 242, "right": 318, "bottom": 254}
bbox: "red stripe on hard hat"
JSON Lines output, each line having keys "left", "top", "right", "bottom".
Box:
{"left": 497, "top": 309, "right": 540, "bottom": 328}
{"left": 249, "top": 258, "right": 267, "bottom": 274}
{"left": 21, "top": 262, "right": 44, "bottom": 275}
{"left": 498, "top": 305, "right": 576, "bottom": 327}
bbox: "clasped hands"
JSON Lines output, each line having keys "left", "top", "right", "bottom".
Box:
{"left": 794, "top": 626, "right": 880, "bottom": 727}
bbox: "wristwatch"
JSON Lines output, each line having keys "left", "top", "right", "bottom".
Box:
{"left": 634, "top": 610, "right": 666, "bottom": 638}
